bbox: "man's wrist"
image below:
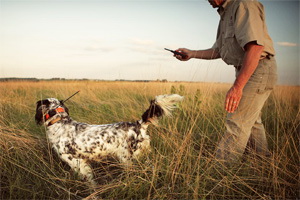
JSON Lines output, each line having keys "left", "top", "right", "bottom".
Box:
{"left": 233, "top": 81, "right": 245, "bottom": 91}
{"left": 189, "top": 50, "right": 196, "bottom": 59}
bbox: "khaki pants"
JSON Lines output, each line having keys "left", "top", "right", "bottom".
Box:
{"left": 216, "top": 56, "right": 278, "bottom": 163}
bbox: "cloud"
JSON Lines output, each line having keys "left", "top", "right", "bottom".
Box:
{"left": 126, "top": 38, "right": 157, "bottom": 54}
{"left": 277, "top": 42, "right": 298, "bottom": 47}
{"left": 84, "top": 45, "right": 115, "bottom": 52}
{"left": 83, "top": 39, "right": 116, "bottom": 52}
{"left": 130, "top": 38, "right": 155, "bottom": 46}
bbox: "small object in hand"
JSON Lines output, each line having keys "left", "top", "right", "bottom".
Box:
{"left": 164, "top": 48, "right": 187, "bottom": 59}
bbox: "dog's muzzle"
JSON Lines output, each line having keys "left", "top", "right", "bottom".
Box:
{"left": 43, "top": 107, "right": 66, "bottom": 126}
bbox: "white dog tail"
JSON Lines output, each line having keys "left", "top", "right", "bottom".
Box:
{"left": 141, "top": 94, "right": 183, "bottom": 124}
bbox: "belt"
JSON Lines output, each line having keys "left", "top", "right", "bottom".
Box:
{"left": 260, "top": 54, "right": 273, "bottom": 60}
{"left": 235, "top": 54, "right": 274, "bottom": 70}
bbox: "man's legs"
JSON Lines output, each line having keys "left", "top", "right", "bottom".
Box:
{"left": 215, "top": 91, "right": 271, "bottom": 163}
{"left": 215, "top": 57, "right": 277, "bottom": 164}
{"left": 246, "top": 112, "right": 271, "bottom": 157}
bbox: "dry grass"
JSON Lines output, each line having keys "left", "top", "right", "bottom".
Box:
{"left": 0, "top": 81, "right": 299, "bottom": 199}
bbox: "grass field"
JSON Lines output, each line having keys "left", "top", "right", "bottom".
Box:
{"left": 0, "top": 81, "right": 299, "bottom": 199}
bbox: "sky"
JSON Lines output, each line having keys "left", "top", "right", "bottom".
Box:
{"left": 0, "top": 0, "right": 299, "bottom": 85}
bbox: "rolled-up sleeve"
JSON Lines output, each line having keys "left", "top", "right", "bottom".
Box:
{"left": 211, "top": 41, "right": 219, "bottom": 50}
{"left": 234, "top": 2, "right": 265, "bottom": 49}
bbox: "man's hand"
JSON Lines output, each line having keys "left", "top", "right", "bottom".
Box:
{"left": 174, "top": 48, "right": 221, "bottom": 61}
{"left": 225, "top": 86, "right": 243, "bottom": 113}
{"left": 174, "top": 48, "right": 193, "bottom": 61}
{"left": 224, "top": 42, "right": 264, "bottom": 113}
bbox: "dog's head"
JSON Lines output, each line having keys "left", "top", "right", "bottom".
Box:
{"left": 35, "top": 98, "right": 69, "bottom": 125}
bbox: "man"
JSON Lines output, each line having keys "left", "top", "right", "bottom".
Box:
{"left": 174, "top": 0, "right": 277, "bottom": 163}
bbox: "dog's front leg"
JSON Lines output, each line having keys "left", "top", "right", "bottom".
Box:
{"left": 60, "top": 154, "right": 97, "bottom": 187}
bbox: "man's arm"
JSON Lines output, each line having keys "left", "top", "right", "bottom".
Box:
{"left": 174, "top": 48, "right": 221, "bottom": 61}
{"left": 225, "top": 41, "right": 264, "bottom": 113}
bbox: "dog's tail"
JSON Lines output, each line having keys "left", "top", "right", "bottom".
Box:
{"left": 141, "top": 94, "right": 183, "bottom": 124}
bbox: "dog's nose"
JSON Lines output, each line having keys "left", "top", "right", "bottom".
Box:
{"left": 49, "top": 107, "right": 65, "bottom": 117}
{"left": 48, "top": 110, "right": 57, "bottom": 118}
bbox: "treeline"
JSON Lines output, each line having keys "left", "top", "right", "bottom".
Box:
{"left": 0, "top": 77, "right": 40, "bottom": 82}
{"left": 0, "top": 78, "right": 170, "bottom": 82}
{"left": 0, "top": 77, "right": 86, "bottom": 82}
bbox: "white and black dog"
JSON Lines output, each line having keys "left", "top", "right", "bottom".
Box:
{"left": 35, "top": 94, "right": 183, "bottom": 185}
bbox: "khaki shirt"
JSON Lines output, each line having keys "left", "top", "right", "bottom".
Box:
{"left": 212, "top": 0, "right": 275, "bottom": 66}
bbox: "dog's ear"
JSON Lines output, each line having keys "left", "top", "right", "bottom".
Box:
{"left": 141, "top": 100, "right": 164, "bottom": 123}
{"left": 35, "top": 99, "right": 49, "bottom": 125}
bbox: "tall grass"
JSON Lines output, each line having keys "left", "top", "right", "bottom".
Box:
{"left": 0, "top": 81, "right": 299, "bottom": 199}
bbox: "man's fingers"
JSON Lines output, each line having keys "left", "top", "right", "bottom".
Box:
{"left": 225, "top": 86, "right": 243, "bottom": 113}
{"left": 229, "top": 99, "right": 235, "bottom": 113}
{"left": 225, "top": 97, "right": 233, "bottom": 112}
{"left": 231, "top": 100, "right": 238, "bottom": 112}
{"left": 225, "top": 98, "right": 240, "bottom": 113}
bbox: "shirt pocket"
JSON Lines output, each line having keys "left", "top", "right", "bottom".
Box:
{"left": 221, "top": 28, "right": 240, "bottom": 65}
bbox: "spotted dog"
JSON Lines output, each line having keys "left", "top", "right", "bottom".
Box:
{"left": 35, "top": 94, "right": 183, "bottom": 185}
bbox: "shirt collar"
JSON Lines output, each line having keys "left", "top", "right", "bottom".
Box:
{"left": 217, "top": 0, "right": 235, "bottom": 15}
